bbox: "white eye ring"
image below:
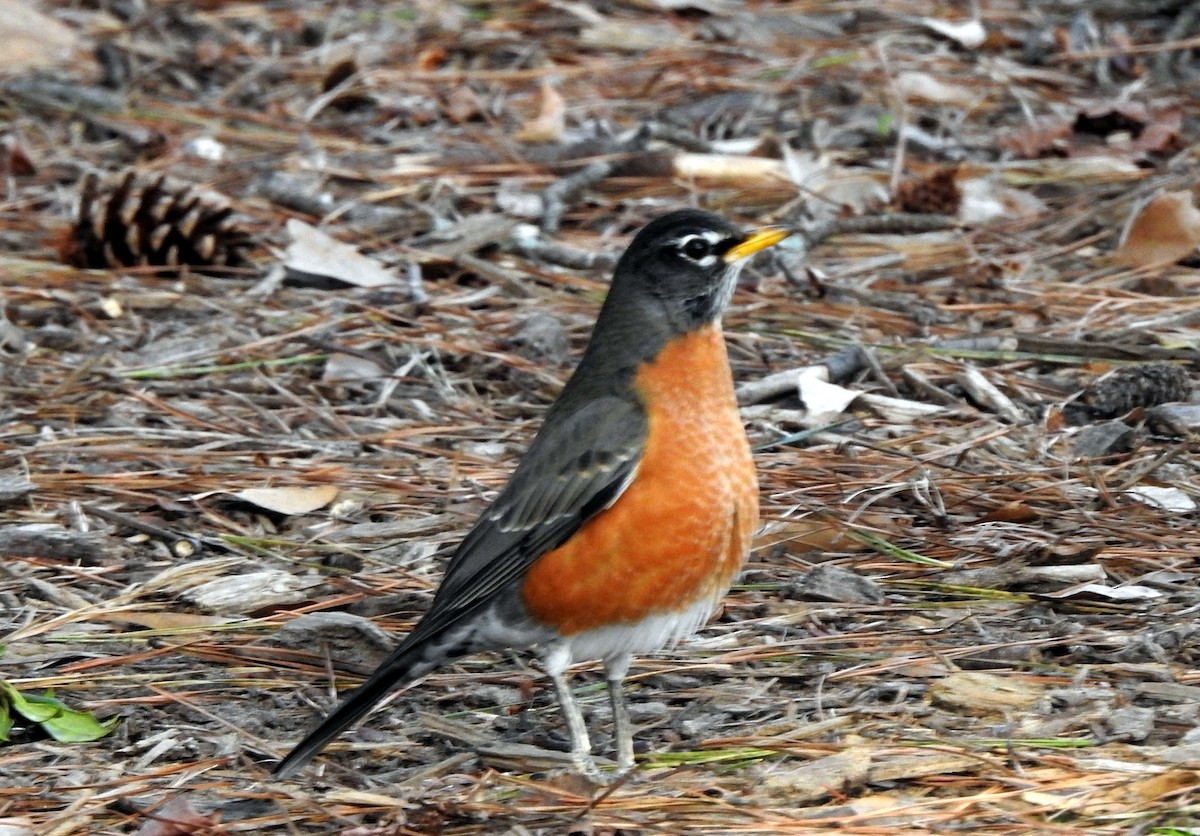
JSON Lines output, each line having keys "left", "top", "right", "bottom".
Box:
{"left": 674, "top": 231, "right": 722, "bottom": 267}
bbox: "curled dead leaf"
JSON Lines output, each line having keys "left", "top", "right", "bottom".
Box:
{"left": 1114, "top": 191, "right": 1200, "bottom": 268}
{"left": 233, "top": 485, "right": 339, "bottom": 515}
{"left": 514, "top": 81, "right": 565, "bottom": 144}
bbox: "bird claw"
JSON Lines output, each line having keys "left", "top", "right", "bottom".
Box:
{"left": 571, "top": 756, "right": 634, "bottom": 787}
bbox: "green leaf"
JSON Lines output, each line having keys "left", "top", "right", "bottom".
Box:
{"left": 0, "top": 680, "right": 119, "bottom": 743}
{"left": 1, "top": 683, "right": 59, "bottom": 722}
{"left": 42, "top": 707, "right": 121, "bottom": 743}
{"left": 0, "top": 700, "right": 11, "bottom": 742}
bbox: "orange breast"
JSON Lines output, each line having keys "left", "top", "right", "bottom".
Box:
{"left": 520, "top": 324, "right": 758, "bottom": 636}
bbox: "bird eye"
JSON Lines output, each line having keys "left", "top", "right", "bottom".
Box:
{"left": 678, "top": 235, "right": 713, "bottom": 262}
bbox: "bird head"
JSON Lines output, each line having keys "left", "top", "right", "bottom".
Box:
{"left": 609, "top": 209, "right": 791, "bottom": 331}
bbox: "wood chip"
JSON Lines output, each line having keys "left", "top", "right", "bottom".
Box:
{"left": 930, "top": 671, "right": 1045, "bottom": 711}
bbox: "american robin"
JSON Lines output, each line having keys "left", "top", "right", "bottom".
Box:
{"left": 273, "top": 209, "right": 790, "bottom": 781}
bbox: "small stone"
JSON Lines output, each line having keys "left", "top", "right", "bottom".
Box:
{"left": 785, "top": 564, "right": 884, "bottom": 604}
{"left": 270, "top": 611, "right": 394, "bottom": 670}
{"left": 1072, "top": 420, "right": 1141, "bottom": 458}
{"left": 1147, "top": 403, "right": 1200, "bottom": 436}
{"left": 511, "top": 312, "right": 569, "bottom": 365}
{"left": 1105, "top": 706, "right": 1156, "bottom": 742}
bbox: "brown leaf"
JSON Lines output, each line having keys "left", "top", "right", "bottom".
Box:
{"left": 978, "top": 501, "right": 1041, "bottom": 523}
{"left": 444, "top": 84, "right": 484, "bottom": 123}
{"left": 1134, "top": 109, "right": 1184, "bottom": 155}
{"left": 997, "top": 117, "right": 1073, "bottom": 158}
{"left": 136, "top": 796, "right": 225, "bottom": 836}
{"left": 1114, "top": 191, "right": 1200, "bottom": 267}
{"left": 514, "top": 82, "right": 565, "bottom": 144}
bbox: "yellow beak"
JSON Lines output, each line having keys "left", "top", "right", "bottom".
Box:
{"left": 723, "top": 226, "right": 792, "bottom": 263}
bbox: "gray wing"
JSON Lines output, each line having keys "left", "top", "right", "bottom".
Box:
{"left": 405, "top": 394, "right": 647, "bottom": 644}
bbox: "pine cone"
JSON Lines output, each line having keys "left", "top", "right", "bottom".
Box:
{"left": 1064, "top": 362, "right": 1193, "bottom": 424}
{"left": 62, "top": 171, "right": 253, "bottom": 273}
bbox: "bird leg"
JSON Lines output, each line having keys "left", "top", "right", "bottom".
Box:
{"left": 606, "top": 677, "right": 635, "bottom": 774}
{"left": 605, "top": 653, "right": 635, "bottom": 775}
{"left": 549, "top": 668, "right": 603, "bottom": 781}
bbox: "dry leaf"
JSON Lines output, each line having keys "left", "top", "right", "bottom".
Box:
{"left": 1118, "top": 769, "right": 1200, "bottom": 803}
{"left": 998, "top": 118, "right": 1074, "bottom": 158}
{"left": 234, "top": 485, "right": 339, "bottom": 515}
{"left": 1114, "top": 191, "right": 1200, "bottom": 267}
{"left": 958, "top": 177, "right": 1047, "bottom": 224}
{"left": 998, "top": 104, "right": 1181, "bottom": 161}
{"left": 978, "top": 500, "right": 1041, "bottom": 523}
{"left": 283, "top": 219, "right": 399, "bottom": 287}
{"left": 1037, "top": 582, "right": 1164, "bottom": 603}
{"left": 895, "top": 71, "right": 979, "bottom": 107}
{"left": 797, "top": 367, "right": 859, "bottom": 415}
{"left": 514, "top": 81, "right": 565, "bottom": 144}
{"left": 920, "top": 17, "right": 987, "bottom": 48}
{"left": 759, "top": 511, "right": 902, "bottom": 553}
{"left": 1134, "top": 109, "right": 1184, "bottom": 155}
{"left": 930, "top": 671, "right": 1044, "bottom": 711}
{"left": 0, "top": 0, "right": 81, "bottom": 73}
{"left": 759, "top": 518, "right": 862, "bottom": 552}
{"left": 135, "top": 795, "right": 225, "bottom": 836}
{"left": 322, "top": 352, "right": 386, "bottom": 383}
{"left": 1125, "top": 485, "right": 1197, "bottom": 513}
{"left": 443, "top": 83, "right": 484, "bottom": 123}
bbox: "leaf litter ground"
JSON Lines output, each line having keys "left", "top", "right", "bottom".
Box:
{"left": 1, "top": 2, "right": 1200, "bottom": 834}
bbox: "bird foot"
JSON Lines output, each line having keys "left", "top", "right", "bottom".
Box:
{"left": 571, "top": 756, "right": 634, "bottom": 787}
{"left": 572, "top": 754, "right": 608, "bottom": 784}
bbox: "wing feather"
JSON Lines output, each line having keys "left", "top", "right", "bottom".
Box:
{"left": 404, "top": 395, "right": 646, "bottom": 644}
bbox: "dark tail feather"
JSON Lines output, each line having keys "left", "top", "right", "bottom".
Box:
{"left": 273, "top": 643, "right": 429, "bottom": 779}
